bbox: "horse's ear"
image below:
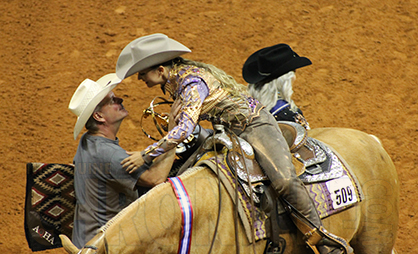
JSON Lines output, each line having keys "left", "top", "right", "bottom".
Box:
{"left": 59, "top": 234, "right": 80, "bottom": 254}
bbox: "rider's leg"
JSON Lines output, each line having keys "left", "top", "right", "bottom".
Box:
{"left": 237, "top": 109, "right": 352, "bottom": 254}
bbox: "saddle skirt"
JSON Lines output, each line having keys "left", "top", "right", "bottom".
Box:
{"left": 294, "top": 137, "right": 364, "bottom": 218}
{"left": 227, "top": 122, "right": 364, "bottom": 218}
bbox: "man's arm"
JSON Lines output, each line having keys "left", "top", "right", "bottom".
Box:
{"left": 135, "top": 148, "right": 175, "bottom": 187}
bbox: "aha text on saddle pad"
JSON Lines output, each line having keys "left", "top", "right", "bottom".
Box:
{"left": 24, "top": 163, "right": 75, "bottom": 251}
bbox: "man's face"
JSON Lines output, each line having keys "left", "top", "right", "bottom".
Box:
{"left": 97, "top": 91, "right": 128, "bottom": 124}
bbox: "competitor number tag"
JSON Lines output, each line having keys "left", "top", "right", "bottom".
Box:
{"left": 326, "top": 176, "right": 357, "bottom": 209}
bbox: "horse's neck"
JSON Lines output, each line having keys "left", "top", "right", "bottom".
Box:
{"left": 90, "top": 167, "right": 267, "bottom": 254}
{"left": 102, "top": 181, "right": 182, "bottom": 253}
{"left": 101, "top": 167, "right": 226, "bottom": 253}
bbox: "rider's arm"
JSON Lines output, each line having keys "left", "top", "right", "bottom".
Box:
{"left": 135, "top": 100, "right": 182, "bottom": 186}
{"left": 142, "top": 79, "right": 209, "bottom": 164}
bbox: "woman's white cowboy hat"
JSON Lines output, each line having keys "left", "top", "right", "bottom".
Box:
{"left": 68, "top": 73, "right": 121, "bottom": 140}
{"left": 116, "top": 33, "right": 191, "bottom": 79}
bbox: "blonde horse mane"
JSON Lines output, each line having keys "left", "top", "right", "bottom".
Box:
{"left": 248, "top": 71, "right": 298, "bottom": 111}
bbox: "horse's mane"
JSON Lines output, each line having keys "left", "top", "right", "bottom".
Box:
{"left": 248, "top": 71, "right": 298, "bottom": 111}
{"left": 98, "top": 166, "right": 207, "bottom": 233}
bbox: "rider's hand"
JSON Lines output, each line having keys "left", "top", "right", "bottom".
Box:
{"left": 169, "top": 99, "right": 182, "bottom": 129}
{"left": 121, "top": 151, "right": 145, "bottom": 174}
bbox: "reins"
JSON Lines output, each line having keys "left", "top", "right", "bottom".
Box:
{"left": 207, "top": 133, "right": 222, "bottom": 254}
{"left": 224, "top": 127, "right": 257, "bottom": 254}
{"left": 140, "top": 98, "right": 222, "bottom": 254}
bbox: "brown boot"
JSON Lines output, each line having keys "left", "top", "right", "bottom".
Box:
{"left": 316, "top": 228, "right": 353, "bottom": 254}
{"left": 272, "top": 180, "right": 353, "bottom": 254}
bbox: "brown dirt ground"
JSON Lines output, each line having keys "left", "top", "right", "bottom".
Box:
{"left": 1, "top": 0, "right": 417, "bottom": 253}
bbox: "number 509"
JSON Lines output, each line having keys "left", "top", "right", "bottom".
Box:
{"left": 334, "top": 186, "right": 353, "bottom": 205}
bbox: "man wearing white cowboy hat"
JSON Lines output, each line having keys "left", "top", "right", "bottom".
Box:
{"left": 68, "top": 73, "right": 175, "bottom": 248}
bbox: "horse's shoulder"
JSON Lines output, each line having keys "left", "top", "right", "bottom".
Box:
{"left": 309, "top": 127, "right": 368, "bottom": 136}
{"left": 308, "top": 127, "right": 379, "bottom": 146}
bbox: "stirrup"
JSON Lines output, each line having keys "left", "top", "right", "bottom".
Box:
{"left": 304, "top": 226, "right": 353, "bottom": 254}
{"left": 281, "top": 199, "right": 352, "bottom": 254}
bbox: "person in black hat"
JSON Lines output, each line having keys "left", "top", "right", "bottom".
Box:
{"left": 243, "top": 44, "right": 353, "bottom": 254}
{"left": 243, "top": 43, "right": 311, "bottom": 130}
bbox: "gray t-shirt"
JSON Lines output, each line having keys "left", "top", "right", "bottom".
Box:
{"left": 72, "top": 134, "right": 144, "bottom": 248}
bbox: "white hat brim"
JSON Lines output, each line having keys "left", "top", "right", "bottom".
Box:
{"left": 72, "top": 74, "right": 121, "bottom": 139}
{"left": 116, "top": 33, "right": 191, "bottom": 79}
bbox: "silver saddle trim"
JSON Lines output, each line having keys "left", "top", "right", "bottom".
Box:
{"left": 202, "top": 124, "right": 254, "bottom": 157}
{"left": 298, "top": 137, "right": 344, "bottom": 183}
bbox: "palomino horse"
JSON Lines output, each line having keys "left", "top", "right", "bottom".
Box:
{"left": 60, "top": 127, "right": 399, "bottom": 254}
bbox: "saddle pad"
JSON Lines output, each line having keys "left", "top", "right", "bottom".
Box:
{"left": 196, "top": 153, "right": 268, "bottom": 243}
{"left": 292, "top": 138, "right": 364, "bottom": 218}
{"left": 304, "top": 155, "right": 364, "bottom": 219}
{"left": 24, "top": 163, "right": 75, "bottom": 251}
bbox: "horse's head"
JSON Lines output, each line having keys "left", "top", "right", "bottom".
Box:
{"left": 59, "top": 232, "right": 107, "bottom": 254}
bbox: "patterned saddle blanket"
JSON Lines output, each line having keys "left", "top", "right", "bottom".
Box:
{"left": 24, "top": 163, "right": 75, "bottom": 251}
{"left": 292, "top": 137, "right": 364, "bottom": 218}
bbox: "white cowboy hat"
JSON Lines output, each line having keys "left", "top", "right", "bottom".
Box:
{"left": 69, "top": 73, "right": 121, "bottom": 140}
{"left": 116, "top": 33, "right": 191, "bottom": 79}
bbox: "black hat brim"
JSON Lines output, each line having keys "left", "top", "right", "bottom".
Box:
{"left": 242, "top": 48, "right": 312, "bottom": 84}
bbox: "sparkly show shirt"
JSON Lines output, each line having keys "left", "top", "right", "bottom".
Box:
{"left": 143, "top": 65, "right": 262, "bottom": 163}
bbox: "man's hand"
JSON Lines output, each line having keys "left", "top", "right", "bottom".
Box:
{"left": 121, "top": 151, "right": 145, "bottom": 174}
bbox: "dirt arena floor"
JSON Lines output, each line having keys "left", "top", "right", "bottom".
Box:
{"left": 1, "top": 0, "right": 417, "bottom": 253}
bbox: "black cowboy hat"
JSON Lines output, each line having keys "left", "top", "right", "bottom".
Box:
{"left": 242, "top": 43, "right": 312, "bottom": 84}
